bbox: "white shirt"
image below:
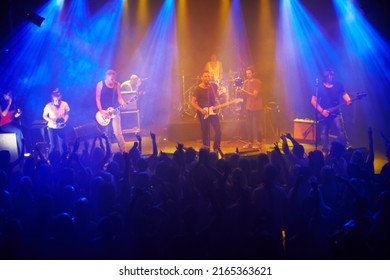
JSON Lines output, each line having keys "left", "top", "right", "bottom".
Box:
{"left": 43, "top": 101, "right": 70, "bottom": 129}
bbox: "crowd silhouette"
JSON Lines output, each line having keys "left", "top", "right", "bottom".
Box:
{"left": 1, "top": 128, "right": 390, "bottom": 260}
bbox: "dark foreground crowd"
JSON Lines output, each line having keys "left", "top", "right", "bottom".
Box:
{"left": 1, "top": 129, "right": 390, "bottom": 260}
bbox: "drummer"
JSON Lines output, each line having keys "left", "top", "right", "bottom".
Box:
{"left": 204, "top": 54, "right": 223, "bottom": 84}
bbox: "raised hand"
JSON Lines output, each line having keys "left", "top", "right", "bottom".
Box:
{"left": 176, "top": 143, "right": 184, "bottom": 150}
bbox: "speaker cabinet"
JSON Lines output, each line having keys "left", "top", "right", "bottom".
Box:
{"left": 293, "top": 118, "right": 316, "bottom": 143}
{"left": 0, "top": 133, "right": 19, "bottom": 161}
{"left": 121, "top": 92, "right": 138, "bottom": 110}
{"left": 73, "top": 122, "right": 100, "bottom": 140}
{"left": 121, "top": 110, "right": 140, "bottom": 134}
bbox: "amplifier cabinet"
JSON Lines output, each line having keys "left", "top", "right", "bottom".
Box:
{"left": 293, "top": 118, "right": 316, "bottom": 143}
{"left": 121, "top": 110, "right": 140, "bottom": 134}
{"left": 0, "top": 133, "right": 18, "bottom": 161}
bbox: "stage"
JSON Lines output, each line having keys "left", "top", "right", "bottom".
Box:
{"left": 111, "top": 119, "right": 387, "bottom": 175}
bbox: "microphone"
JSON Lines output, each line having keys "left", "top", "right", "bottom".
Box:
{"left": 315, "top": 78, "right": 319, "bottom": 86}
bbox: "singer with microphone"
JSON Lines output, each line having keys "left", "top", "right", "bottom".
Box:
{"left": 191, "top": 70, "right": 222, "bottom": 152}
{"left": 96, "top": 69, "right": 127, "bottom": 152}
{"left": 43, "top": 88, "right": 70, "bottom": 154}
{"left": 311, "top": 69, "right": 352, "bottom": 154}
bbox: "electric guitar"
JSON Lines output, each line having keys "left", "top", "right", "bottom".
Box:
{"left": 0, "top": 108, "right": 22, "bottom": 127}
{"left": 318, "top": 92, "right": 367, "bottom": 121}
{"left": 95, "top": 95, "right": 138, "bottom": 126}
{"left": 202, "top": 98, "right": 243, "bottom": 119}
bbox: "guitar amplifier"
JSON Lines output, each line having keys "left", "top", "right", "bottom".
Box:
{"left": 121, "top": 110, "right": 140, "bottom": 134}
{"left": 293, "top": 118, "right": 316, "bottom": 143}
{"left": 73, "top": 122, "right": 100, "bottom": 140}
{"left": 121, "top": 91, "right": 138, "bottom": 110}
{"left": 0, "top": 133, "right": 19, "bottom": 161}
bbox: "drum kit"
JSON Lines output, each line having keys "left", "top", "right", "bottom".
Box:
{"left": 213, "top": 71, "right": 245, "bottom": 120}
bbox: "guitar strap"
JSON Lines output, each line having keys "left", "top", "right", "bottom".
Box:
{"left": 209, "top": 83, "right": 219, "bottom": 105}
{"left": 112, "top": 82, "right": 117, "bottom": 107}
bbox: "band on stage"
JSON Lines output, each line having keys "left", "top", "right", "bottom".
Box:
{"left": 0, "top": 63, "right": 355, "bottom": 158}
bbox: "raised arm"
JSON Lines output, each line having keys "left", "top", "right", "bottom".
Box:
{"left": 150, "top": 131, "right": 157, "bottom": 157}
{"left": 136, "top": 133, "right": 142, "bottom": 155}
{"left": 286, "top": 132, "right": 300, "bottom": 147}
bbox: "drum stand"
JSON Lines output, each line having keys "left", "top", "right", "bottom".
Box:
{"left": 264, "top": 102, "right": 280, "bottom": 142}
{"left": 178, "top": 75, "right": 197, "bottom": 119}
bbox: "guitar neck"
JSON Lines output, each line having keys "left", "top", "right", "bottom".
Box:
{"left": 112, "top": 101, "right": 129, "bottom": 114}
{"left": 214, "top": 100, "right": 238, "bottom": 110}
{"left": 327, "top": 96, "right": 361, "bottom": 113}
{"left": 327, "top": 102, "right": 346, "bottom": 113}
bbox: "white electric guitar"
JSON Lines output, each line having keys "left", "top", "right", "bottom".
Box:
{"left": 95, "top": 95, "right": 138, "bottom": 126}
{"left": 202, "top": 98, "right": 243, "bottom": 119}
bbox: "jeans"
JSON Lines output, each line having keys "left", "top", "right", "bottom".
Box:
{"left": 197, "top": 113, "right": 221, "bottom": 149}
{"left": 246, "top": 110, "right": 263, "bottom": 143}
{"left": 99, "top": 113, "right": 125, "bottom": 152}
{"left": 320, "top": 113, "right": 349, "bottom": 152}
{"left": 47, "top": 127, "right": 67, "bottom": 154}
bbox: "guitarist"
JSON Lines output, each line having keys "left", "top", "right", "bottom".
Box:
{"left": 191, "top": 70, "right": 222, "bottom": 151}
{"left": 0, "top": 91, "right": 24, "bottom": 155}
{"left": 237, "top": 66, "right": 262, "bottom": 149}
{"left": 43, "top": 88, "right": 70, "bottom": 154}
{"left": 96, "top": 69, "right": 127, "bottom": 152}
{"left": 311, "top": 69, "right": 352, "bottom": 154}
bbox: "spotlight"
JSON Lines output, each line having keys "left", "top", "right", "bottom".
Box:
{"left": 26, "top": 11, "right": 45, "bottom": 27}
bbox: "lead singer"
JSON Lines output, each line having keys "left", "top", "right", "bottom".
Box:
{"left": 191, "top": 70, "right": 222, "bottom": 151}
{"left": 96, "top": 69, "right": 127, "bottom": 152}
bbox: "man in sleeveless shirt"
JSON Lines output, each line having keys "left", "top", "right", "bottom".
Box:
{"left": 96, "top": 69, "right": 127, "bottom": 152}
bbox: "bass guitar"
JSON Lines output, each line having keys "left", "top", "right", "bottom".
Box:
{"left": 202, "top": 98, "right": 243, "bottom": 119}
{"left": 0, "top": 108, "right": 22, "bottom": 127}
{"left": 95, "top": 95, "right": 138, "bottom": 126}
{"left": 318, "top": 92, "right": 367, "bottom": 121}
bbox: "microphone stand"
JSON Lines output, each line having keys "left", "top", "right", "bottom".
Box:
{"left": 314, "top": 78, "right": 319, "bottom": 150}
